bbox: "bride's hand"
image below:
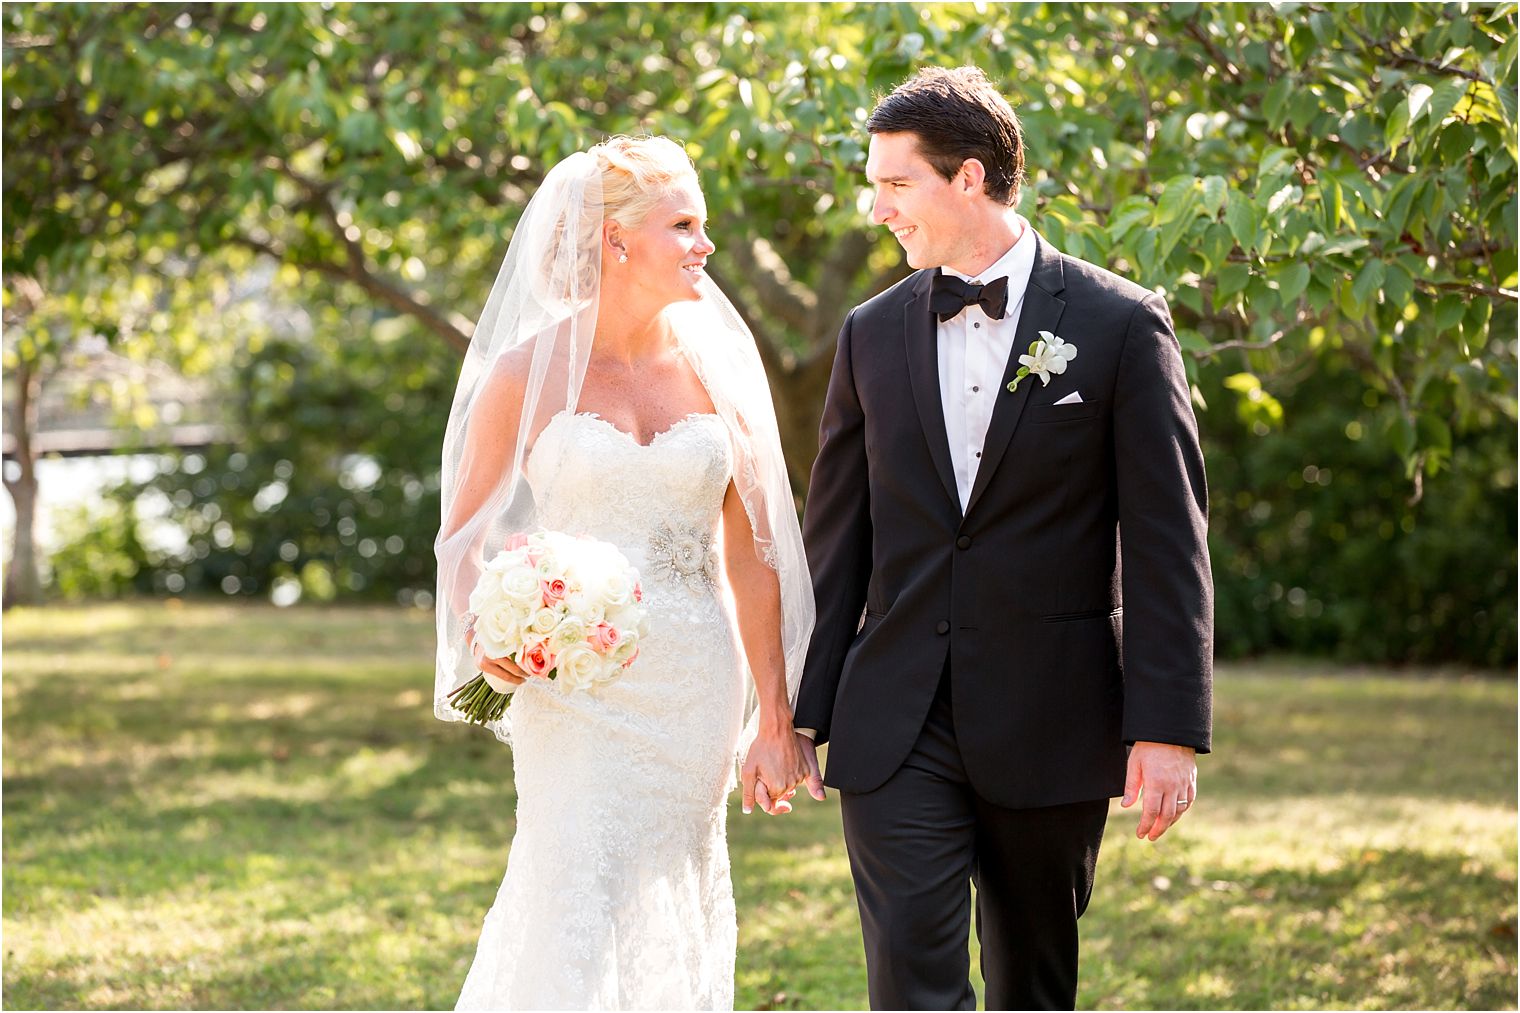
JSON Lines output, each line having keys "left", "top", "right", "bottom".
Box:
{"left": 465, "top": 627, "right": 532, "bottom": 686}
{"left": 741, "top": 723, "right": 808, "bottom": 816}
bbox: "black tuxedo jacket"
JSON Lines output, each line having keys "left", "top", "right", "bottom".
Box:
{"left": 793, "top": 234, "right": 1213, "bottom": 810}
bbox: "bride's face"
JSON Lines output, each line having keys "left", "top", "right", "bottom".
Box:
{"left": 617, "top": 182, "right": 716, "bottom": 306}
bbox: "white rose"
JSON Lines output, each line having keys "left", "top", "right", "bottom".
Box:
{"left": 592, "top": 655, "right": 623, "bottom": 686}
{"left": 550, "top": 616, "right": 588, "bottom": 651}
{"left": 474, "top": 601, "right": 520, "bottom": 657}
{"left": 500, "top": 565, "right": 543, "bottom": 607}
{"left": 564, "top": 589, "right": 606, "bottom": 624}
{"left": 529, "top": 607, "right": 560, "bottom": 635}
{"left": 601, "top": 571, "right": 634, "bottom": 609}
{"left": 554, "top": 643, "right": 603, "bottom": 691}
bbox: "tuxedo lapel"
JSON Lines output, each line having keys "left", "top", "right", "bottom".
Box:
{"left": 903, "top": 271, "right": 960, "bottom": 513}
{"left": 962, "top": 235, "right": 1068, "bottom": 520}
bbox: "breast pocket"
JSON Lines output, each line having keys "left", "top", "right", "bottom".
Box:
{"left": 1025, "top": 399, "right": 1105, "bottom": 424}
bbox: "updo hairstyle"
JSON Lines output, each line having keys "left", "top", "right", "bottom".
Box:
{"left": 591, "top": 134, "right": 700, "bottom": 230}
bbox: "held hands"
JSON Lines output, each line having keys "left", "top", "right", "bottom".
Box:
{"left": 1120, "top": 741, "right": 1198, "bottom": 841}
{"left": 741, "top": 725, "right": 824, "bottom": 816}
{"left": 465, "top": 627, "right": 533, "bottom": 687}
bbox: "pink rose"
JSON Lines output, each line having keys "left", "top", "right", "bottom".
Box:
{"left": 541, "top": 578, "right": 568, "bottom": 604}
{"left": 633, "top": 584, "right": 644, "bottom": 603}
{"left": 589, "top": 622, "right": 620, "bottom": 652}
{"left": 505, "top": 532, "right": 529, "bottom": 551}
{"left": 519, "top": 639, "right": 553, "bottom": 678}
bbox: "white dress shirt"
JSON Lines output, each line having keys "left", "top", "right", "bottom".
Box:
{"left": 937, "top": 217, "right": 1037, "bottom": 512}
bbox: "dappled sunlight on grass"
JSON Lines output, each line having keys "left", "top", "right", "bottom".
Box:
{"left": 3, "top": 602, "right": 1515, "bottom": 1010}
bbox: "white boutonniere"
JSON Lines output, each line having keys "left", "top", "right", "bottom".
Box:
{"left": 1007, "top": 331, "right": 1078, "bottom": 393}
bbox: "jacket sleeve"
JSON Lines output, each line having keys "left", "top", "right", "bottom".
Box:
{"left": 1113, "top": 293, "right": 1214, "bottom": 752}
{"left": 792, "top": 309, "right": 874, "bottom": 745}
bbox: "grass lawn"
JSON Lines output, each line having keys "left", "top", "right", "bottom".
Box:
{"left": 3, "top": 602, "right": 1515, "bottom": 1010}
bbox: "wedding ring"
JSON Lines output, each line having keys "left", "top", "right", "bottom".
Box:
{"left": 1176, "top": 799, "right": 1191, "bottom": 807}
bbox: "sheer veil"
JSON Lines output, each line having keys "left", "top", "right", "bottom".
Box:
{"left": 433, "top": 144, "right": 815, "bottom": 757}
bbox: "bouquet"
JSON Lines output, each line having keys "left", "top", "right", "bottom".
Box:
{"left": 448, "top": 530, "right": 649, "bottom": 724}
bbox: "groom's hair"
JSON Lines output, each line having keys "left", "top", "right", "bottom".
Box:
{"left": 866, "top": 66, "right": 1025, "bottom": 206}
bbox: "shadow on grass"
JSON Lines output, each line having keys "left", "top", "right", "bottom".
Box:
{"left": 4, "top": 603, "right": 1515, "bottom": 1011}
{"left": 1085, "top": 845, "right": 1518, "bottom": 1010}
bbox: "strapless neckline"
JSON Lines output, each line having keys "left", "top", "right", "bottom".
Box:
{"left": 552, "top": 410, "right": 721, "bottom": 449}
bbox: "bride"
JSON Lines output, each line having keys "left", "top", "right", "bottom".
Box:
{"left": 433, "top": 135, "right": 817, "bottom": 1010}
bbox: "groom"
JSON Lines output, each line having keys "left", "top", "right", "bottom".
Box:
{"left": 791, "top": 67, "right": 1213, "bottom": 1010}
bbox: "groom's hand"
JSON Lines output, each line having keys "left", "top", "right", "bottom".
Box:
{"left": 1121, "top": 741, "right": 1197, "bottom": 841}
{"left": 741, "top": 726, "right": 807, "bottom": 816}
{"left": 797, "top": 733, "right": 826, "bottom": 802}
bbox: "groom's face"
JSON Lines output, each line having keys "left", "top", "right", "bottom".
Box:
{"left": 865, "top": 131, "right": 972, "bottom": 271}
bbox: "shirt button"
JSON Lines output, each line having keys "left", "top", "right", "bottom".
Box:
{"left": 973, "top": 322, "right": 981, "bottom": 329}
{"left": 936, "top": 620, "right": 950, "bottom": 635}
{"left": 972, "top": 386, "right": 980, "bottom": 393}
{"left": 975, "top": 451, "right": 982, "bottom": 458}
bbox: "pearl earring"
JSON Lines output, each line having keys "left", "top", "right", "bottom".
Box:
{"left": 617, "top": 253, "right": 628, "bottom": 263}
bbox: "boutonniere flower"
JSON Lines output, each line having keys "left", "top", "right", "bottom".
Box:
{"left": 1007, "top": 331, "right": 1078, "bottom": 393}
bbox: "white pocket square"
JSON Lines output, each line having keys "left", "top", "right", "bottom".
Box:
{"left": 1053, "top": 390, "right": 1084, "bottom": 405}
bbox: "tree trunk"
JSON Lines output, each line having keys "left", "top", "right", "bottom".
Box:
{"left": 771, "top": 349, "right": 838, "bottom": 501}
{"left": 4, "top": 356, "right": 43, "bottom": 609}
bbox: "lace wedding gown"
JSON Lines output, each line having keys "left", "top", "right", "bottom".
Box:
{"left": 456, "top": 410, "right": 747, "bottom": 1011}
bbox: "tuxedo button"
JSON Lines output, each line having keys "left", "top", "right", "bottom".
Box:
{"left": 956, "top": 536, "right": 972, "bottom": 549}
{"left": 936, "top": 620, "right": 950, "bottom": 635}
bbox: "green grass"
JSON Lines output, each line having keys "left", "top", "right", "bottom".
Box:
{"left": 3, "top": 602, "right": 1515, "bottom": 1010}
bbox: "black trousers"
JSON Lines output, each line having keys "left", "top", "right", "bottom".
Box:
{"left": 839, "top": 669, "right": 1109, "bottom": 1011}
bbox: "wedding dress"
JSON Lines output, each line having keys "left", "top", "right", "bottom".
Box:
{"left": 455, "top": 409, "right": 745, "bottom": 1011}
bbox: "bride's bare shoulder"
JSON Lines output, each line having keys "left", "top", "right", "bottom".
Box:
{"left": 477, "top": 343, "right": 537, "bottom": 401}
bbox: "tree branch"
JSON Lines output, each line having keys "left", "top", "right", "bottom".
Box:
{"left": 232, "top": 231, "right": 472, "bottom": 355}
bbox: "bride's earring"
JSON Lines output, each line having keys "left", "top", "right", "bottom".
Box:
{"left": 618, "top": 252, "right": 628, "bottom": 263}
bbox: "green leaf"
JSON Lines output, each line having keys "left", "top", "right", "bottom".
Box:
{"left": 1406, "top": 82, "right": 1435, "bottom": 123}
{"left": 1225, "top": 190, "right": 1257, "bottom": 251}
{"left": 1385, "top": 96, "right": 1412, "bottom": 152}
{"left": 1200, "top": 222, "right": 1235, "bottom": 270}
{"left": 1216, "top": 263, "right": 1251, "bottom": 297}
{"left": 1320, "top": 176, "right": 1345, "bottom": 233}
{"left": 1136, "top": 227, "right": 1161, "bottom": 277}
{"left": 1389, "top": 414, "right": 1417, "bottom": 458}
{"left": 1434, "top": 294, "right": 1466, "bottom": 331}
{"left": 1263, "top": 77, "right": 1293, "bottom": 131}
{"left": 1439, "top": 122, "right": 1477, "bottom": 166}
{"left": 1201, "top": 175, "right": 1227, "bottom": 216}
{"left": 1351, "top": 259, "right": 1386, "bottom": 308}
{"left": 1319, "top": 235, "right": 1371, "bottom": 256}
{"left": 1108, "top": 196, "right": 1154, "bottom": 240}
{"left": 1383, "top": 176, "right": 1420, "bottom": 237}
{"left": 1155, "top": 176, "right": 1197, "bottom": 225}
{"left": 1275, "top": 262, "right": 1311, "bottom": 303}
{"left": 1382, "top": 261, "right": 1413, "bottom": 308}
{"left": 1257, "top": 146, "right": 1298, "bottom": 181}
{"left": 1287, "top": 88, "right": 1322, "bottom": 131}
{"left": 1426, "top": 78, "right": 1470, "bottom": 125}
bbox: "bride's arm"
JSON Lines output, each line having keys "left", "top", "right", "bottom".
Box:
{"left": 441, "top": 364, "right": 526, "bottom": 546}
{"left": 438, "top": 360, "right": 532, "bottom": 685}
{"left": 721, "top": 479, "right": 807, "bottom": 814}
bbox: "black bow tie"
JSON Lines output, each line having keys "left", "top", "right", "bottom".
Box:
{"left": 929, "top": 272, "right": 1009, "bottom": 322}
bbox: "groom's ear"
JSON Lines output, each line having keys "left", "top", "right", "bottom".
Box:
{"left": 955, "top": 158, "right": 988, "bottom": 199}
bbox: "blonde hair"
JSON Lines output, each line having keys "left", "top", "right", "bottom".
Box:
{"left": 590, "top": 134, "right": 700, "bottom": 228}
{"left": 535, "top": 136, "right": 699, "bottom": 304}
